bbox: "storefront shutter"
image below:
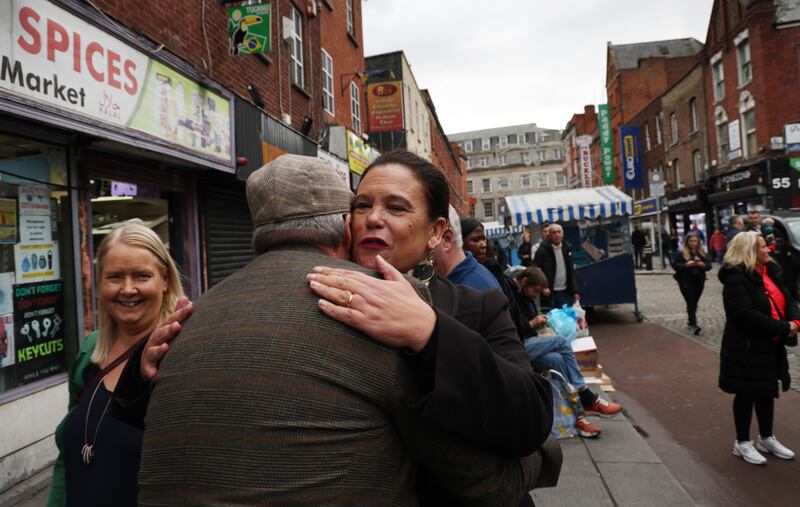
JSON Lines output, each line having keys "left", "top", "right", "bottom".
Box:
{"left": 201, "top": 173, "right": 255, "bottom": 289}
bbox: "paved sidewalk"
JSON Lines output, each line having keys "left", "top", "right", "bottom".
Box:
{"left": 533, "top": 395, "right": 695, "bottom": 507}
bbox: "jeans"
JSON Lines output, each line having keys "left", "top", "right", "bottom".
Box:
{"left": 550, "top": 290, "right": 574, "bottom": 310}
{"left": 523, "top": 335, "right": 586, "bottom": 394}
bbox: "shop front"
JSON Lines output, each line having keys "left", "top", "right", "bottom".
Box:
{"left": 707, "top": 164, "right": 769, "bottom": 231}
{"left": 0, "top": 0, "right": 235, "bottom": 488}
{"left": 664, "top": 185, "right": 709, "bottom": 247}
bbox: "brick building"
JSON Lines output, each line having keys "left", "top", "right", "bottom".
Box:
{"left": 606, "top": 38, "right": 703, "bottom": 189}
{"left": 422, "top": 90, "right": 467, "bottom": 214}
{"left": 704, "top": 0, "right": 800, "bottom": 220}
{"left": 562, "top": 105, "right": 602, "bottom": 189}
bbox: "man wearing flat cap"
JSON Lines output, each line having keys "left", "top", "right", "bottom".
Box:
{"left": 136, "top": 155, "right": 539, "bottom": 506}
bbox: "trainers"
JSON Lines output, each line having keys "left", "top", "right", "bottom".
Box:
{"left": 575, "top": 414, "right": 601, "bottom": 438}
{"left": 733, "top": 440, "right": 767, "bottom": 465}
{"left": 756, "top": 435, "right": 795, "bottom": 460}
{"left": 585, "top": 396, "right": 622, "bottom": 417}
{"left": 693, "top": 325, "right": 702, "bottom": 335}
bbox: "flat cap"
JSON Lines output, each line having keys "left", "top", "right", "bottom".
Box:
{"left": 246, "top": 154, "right": 353, "bottom": 226}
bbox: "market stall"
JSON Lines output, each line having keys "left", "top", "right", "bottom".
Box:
{"left": 505, "top": 186, "right": 642, "bottom": 321}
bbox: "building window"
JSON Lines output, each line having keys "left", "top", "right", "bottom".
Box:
{"left": 526, "top": 132, "right": 536, "bottom": 144}
{"left": 479, "top": 156, "right": 489, "bottom": 168}
{"left": 290, "top": 5, "right": 304, "bottom": 88}
{"left": 499, "top": 155, "right": 507, "bottom": 166}
{"left": 522, "top": 152, "right": 531, "bottom": 165}
{"left": 717, "top": 122, "right": 729, "bottom": 161}
{"left": 743, "top": 109, "right": 756, "bottom": 156}
{"left": 736, "top": 34, "right": 752, "bottom": 86}
{"left": 499, "top": 136, "right": 508, "bottom": 148}
{"left": 673, "top": 159, "right": 681, "bottom": 188}
{"left": 346, "top": 0, "right": 355, "bottom": 37}
{"left": 507, "top": 134, "right": 516, "bottom": 145}
{"left": 482, "top": 178, "right": 491, "bottom": 192}
{"left": 466, "top": 158, "right": 473, "bottom": 169}
{"left": 467, "top": 180, "right": 474, "bottom": 194}
{"left": 518, "top": 133, "right": 526, "bottom": 145}
{"left": 350, "top": 81, "right": 361, "bottom": 134}
{"left": 556, "top": 172, "right": 567, "bottom": 186}
{"left": 483, "top": 200, "right": 494, "bottom": 218}
{"left": 644, "top": 123, "right": 652, "bottom": 151}
{"left": 688, "top": 98, "right": 698, "bottom": 133}
{"left": 521, "top": 174, "right": 531, "bottom": 188}
{"left": 464, "top": 140, "right": 473, "bottom": 152}
{"left": 537, "top": 173, "right": 549, "bottom": 188}
{"left": 712, "top": 56, "right": 725, "bottom": 101}
{"left": 537, "top": 149, "right": 546, "bottom": 161}
{"left": 670, "top": 113, "right": 678, "bottom": 145}
{"left": 692, "top": 150, "right": 702, "bottom": 183}
{"left": 554, "top": 148, "right": 562, "bottom": 159}
{"left": 321, "top": 49, "right": 334, "bottom": 115}
{"left": 655, "top": 114, "right": 663, "bottom": 145}
{"left": 482, "top": 138, "right": 490, "bottom": 151}
{"left": 498, "top": 177, "right": 509, "bottom": 190}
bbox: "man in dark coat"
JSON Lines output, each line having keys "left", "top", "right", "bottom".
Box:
{"left": 725, "top": 214, "right": 745, "bottom": 246}
{"left": 533, "top": 223, "right": 578, "bottom": 309}
{"left": 133, "top": 156, "right": 548, "bottom": 505}
{"left": 631, "top": 224, "right": 647, "bottom": 268}
{"left": 518, "top": 231, "right": 534, "bottom": 267}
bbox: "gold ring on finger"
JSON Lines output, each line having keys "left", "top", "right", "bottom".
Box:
{"left": 346, "top": 291, "right": 354, "bottom": 307}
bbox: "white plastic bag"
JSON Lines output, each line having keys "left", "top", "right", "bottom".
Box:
{"left": 573, "top": 301, "right": 589, "bottom": 338}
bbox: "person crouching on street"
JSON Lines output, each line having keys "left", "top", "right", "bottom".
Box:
{"left": 672, "top": 232, "right": 711, "bottom": 335}
{"left": 513, "top": 267, "right": 621, "bottom": 438}
{"left": 719, "top": 231, "right": 799, "bottom": 465}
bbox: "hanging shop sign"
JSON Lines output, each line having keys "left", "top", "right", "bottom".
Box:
{"left": 632, "top": 197, "right": 660, "bottom": 218}
{"left": 12, "top": 279, "right": 66, "bottom": 385}
{"left": 619, "top": 125, "right": 643, "bottom": 189}
{"left": 227, "top": 3, "right": 271, "bottom": 55}
{"left": 784, "top": 123, "right": 800, "bottom": 153}
{"left": 0, "top": 0, "right": 232, "bottom": 164}
{"left": 598, "top": 104, "right": 614, "bottom": 184}
{"left": 576, "top": 136, "right": 593, "bottom": 189}
{"left": 367, "top": 81, "right": 404, "bottom": 133}
{"left": 346, "top": 130, "right": 378, "bottom": 175}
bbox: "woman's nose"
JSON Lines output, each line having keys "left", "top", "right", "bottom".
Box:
{"left": 365, "top": 206, "right": 385, "bottom": 226}
{"left": 121, "top": 277, "right": 136, "bottom": 293}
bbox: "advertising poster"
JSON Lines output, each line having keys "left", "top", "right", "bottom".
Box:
{"left": 13, "top": 280, "right": 66, "bottom": 385}
{"left": 598, "top": 104, "right": 615, "bottom": 184}
{"left": 18, "top": 185, "right": 50, "bottom": 216}
{"left": 1, "top": 0, "right": 232, "bottom": 164}
{"left": 0, "top": 314, "right": 14, "bottom": 368}
{"left": 367, "top": 81, "right": 404, "bottom": 133}
{"left": 20, "top": 215, "right": 52, "bottom": 243}
{"left": 317, "top": 151, "right": 351, "bottom": 188}
{"left": 14, "top": 243, "right": 60, "bottom": 283}
{"left": 0, "top": 198, "right": 17, "bottom": 243}
{"left": 576, "top": 136, "right": 593, "bottom": 189}
{"left": 728, "top": 119, "right": 742, "bottom": 160}
{"left": 619, "top": 125, "right": 644, "bottom": 190}
{"left": 227, "top": 3, "right": 271, "bottom": 55}
{"left": 0, "top": 272, "right": 15, "bottom": 315}
{"left": 346, "top": 130, "right": 379, "bottom": 175}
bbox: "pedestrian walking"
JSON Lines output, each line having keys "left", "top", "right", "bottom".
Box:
{"left": 672, "top": 232, "right": 712, "bottom": 335}
{"left": 725, "top": 215, "right": 745, "bottom": 246}
{"left": 710, "top": 227, "right": 726, "bottom": 264}
{"left": 719, "top": 231, "right": 799, "bottom": 465}
{"left": 661, "top": 228, "right": 677, "bottom": 268}
{"left": 631, "top": 224, "right": 647, "bottom": 269}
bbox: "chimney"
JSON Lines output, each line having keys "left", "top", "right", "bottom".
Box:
{"left": 584, "top": 105, "right": 596, "bottom": 115}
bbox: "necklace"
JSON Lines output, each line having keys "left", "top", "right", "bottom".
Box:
{"left": 81, "top": 373, "right": 113, "bottom": 465}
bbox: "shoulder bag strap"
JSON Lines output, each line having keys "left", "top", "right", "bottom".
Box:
{"left": 73, "top": 335, "right": 148, "bottom": 403}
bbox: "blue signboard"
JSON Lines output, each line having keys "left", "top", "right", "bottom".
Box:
{"left": 632, "top": 197, "right": 660, "bottom": 217}
{"left": 620, "top": 125, "right": 643, "bottom": 189}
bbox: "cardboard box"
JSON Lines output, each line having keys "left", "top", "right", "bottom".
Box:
{"left": 571, "top": 336, "right": 598, "bottom": 371}
{"left": 581, "top": 364, "right": 604, "bottom": 379}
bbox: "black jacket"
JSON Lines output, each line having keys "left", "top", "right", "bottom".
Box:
{"left": 718, "top": 263, "right": 799, "bottom": 397}
{"left": 533, "top": 240, "right": 577, "bottom": 296}
{"left": 672, "top": 250, "right": 712, "bottom": 285}
{"left": 518, "top": 241, "right": 533, "bottom": 267}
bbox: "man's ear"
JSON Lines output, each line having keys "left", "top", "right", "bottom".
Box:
{"left": 343, "top": 213, "right": 353, "bottom": 253}
{"left": 441, "top": 228, "right": 454, "bottom": 251}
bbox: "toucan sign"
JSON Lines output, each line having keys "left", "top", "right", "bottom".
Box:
{"left": 0, "top": 0, "right": 232, "bottom": 163}
{"left": 228, "top": 3, "right": 271, "bottom": 55}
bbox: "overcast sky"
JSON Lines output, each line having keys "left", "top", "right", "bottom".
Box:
{"left": 362, "top": 0, "right": 715, "bottom": 135}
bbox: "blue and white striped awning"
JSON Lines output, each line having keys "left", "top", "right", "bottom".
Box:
{"left": 505, "top": 186, "right": 634, "bottom": 226}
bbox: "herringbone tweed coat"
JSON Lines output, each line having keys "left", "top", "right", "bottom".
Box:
{"left": 139, "top": 245, "right": 537, "bottom": 506}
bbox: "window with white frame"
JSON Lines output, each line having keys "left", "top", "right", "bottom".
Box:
{"left": 736, "top": 32, "right": 752, "bottom": 86}
{"left": 555, "top": 148, "right": 562, "bottom": 159}
{"left": 466, "top": 158, "right": 473, "bottom": 169}
{"left": 537, "top": 173, "right": 549, "bottom": 188}
{"left": 464, "top": 140, "right": 473, "bottom": 152}
{"left": 483, "top": 201, "right": 494, "bottom": 218}
{"left": 692, "top": 150, "right": 702, "bottom": 182}
{"left": 467, "top": 180, "right": 474, "bottom": 194}
{"left": 522, "top": 152, "right": 531, "bottom": 164}
{"left": 690, "top": 98, "right": 699, "bottom": 133}
{"left": 499, "top": 155, "right": 507, "bottom": 166}
{"left": 482, "top": 178, "right": 491, "bottom": 192}
{"left": 655, "top": 114, "right": 663, "bottom": 145}
{"left": 555, "top": 172, "right": 566, "bottom": 186}
{"left": 518, "top": 133, "right": 526, "bottom": 145}
{"left": 321, "top": 49, "right": 334, "bottom": 115}
{"left": 673, "top": 159, "right": 681, "bottom": 188}
{"left": 645, "top": 123, "right": 652, "bottom": 151}
{"left": 350, "top": 81, "right": 361, "bottom": 134}
{"left": 521, "top": 174, "right": 531, "bottom": 188}
{"left": 499, "top": 136, "right": 508, "bottom": 148}
{"left": 711, "top": 53, "right": 725, "bottom": 101}
{"left": 740, "top": 92, "right": 756, "bottom": 156}
{"left": 670, "top": 112, "right": 679, "bottom": 145}
{"left": 715, "top": 106, "right": 729, "bottom": 162}
{"left": 480, "top": 156, "right": 489, "bottom": 167}
{"left": 290, "top": 5, "right": 304, "bottom": 88}
{"left": 482, "top": 138, "right": 490, "bottom": 151}
{"left": 537, "top": 149, "right": 546, "bottom": 161}
{"left": 498, "top": 176, "right": 509, "bottom": 190}
{"left": 346, "top": 0, "right": 354, "bottom": 36}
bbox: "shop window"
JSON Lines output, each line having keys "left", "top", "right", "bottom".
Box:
{"left": 0, "top": 134, "right": 76, "bottom": 394}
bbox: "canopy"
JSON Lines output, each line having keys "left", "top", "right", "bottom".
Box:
{"left": 504, "top": 186, "right": 634, "bottom": 225}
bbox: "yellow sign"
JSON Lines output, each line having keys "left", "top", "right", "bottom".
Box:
{"left": 346, "top": 130, "right": 378, "bottom": 175}
{"left": 0, "top": 198, "right": 17, "bottom": 244}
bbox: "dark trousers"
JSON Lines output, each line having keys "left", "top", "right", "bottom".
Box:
{"left": 548, "top": 290, "right": 574, "bottom": 310}
{"left": 733, "top": 394, "right": 774, "bottom": 442}
{"left": 678, "top": 278, "right": 705, "bottom": 326}
{"left": 634, "top": 246, "right": 644, "bottom": 268}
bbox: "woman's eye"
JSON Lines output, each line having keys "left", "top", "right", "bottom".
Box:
{"left": 353, "top": 202, "right": 370, "bottom": 211}
{"left": 135, "top": 273, "right": 152, "bottom": 281}
{"left": 388, "top": 205, "right": 406, "bottom": 212}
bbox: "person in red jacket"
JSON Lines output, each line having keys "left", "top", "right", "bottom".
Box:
{"left": 710, "top": 227, "right": 726, "bottom": 264}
